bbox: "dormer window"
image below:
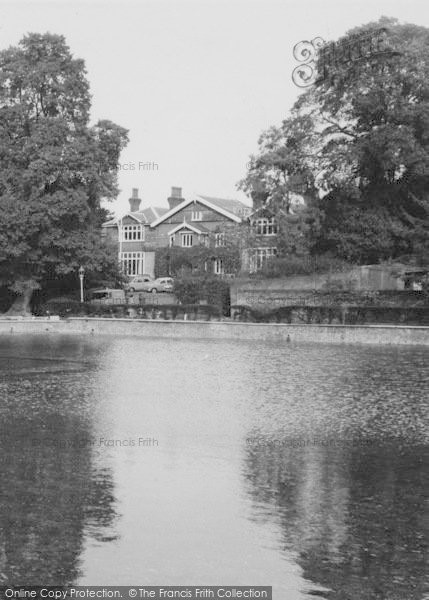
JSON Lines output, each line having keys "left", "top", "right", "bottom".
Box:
{"left": 252, "top": 217, "right": 277, "bottom": 236}
{"left": 191, "top": 211, "right": 202, "bottom": 221}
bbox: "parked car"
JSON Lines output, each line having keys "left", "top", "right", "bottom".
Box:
{"left": 125, "top": 276, "right": 174, "bottom": 294}
{"left": 153, "top": 277, "right": 174, "bottom": 293}
{"left": 124, "top": 275, "right": 155, "bottom": 293}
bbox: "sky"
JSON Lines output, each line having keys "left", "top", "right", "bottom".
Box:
{"left": 1, "top": 0, "right": 429, "bottom": 216}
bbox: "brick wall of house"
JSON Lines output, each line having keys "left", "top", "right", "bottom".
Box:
{"left": 148, "top": 204, "right": 240, "bottom": 248}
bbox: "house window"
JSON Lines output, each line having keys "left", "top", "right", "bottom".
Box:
{"left": 122, "top": 224, "right": 144, "bottom": 241}
{"left": 250, "top": 247, "right": 277, "bottom": 272}
{"left": 215, "top": 233, "right": 225, "bottom": 247}
{"left": 120, "top": 252, "right": 144, "bottom": 275}
{"left": 191, "top": 211, "right": 202, "bottom": 221}
{"left": 214, "top": 258, "right": 224, "bottom": 275}
{"left": 181, "top": 233, "right": 193, "bottom": 247}
{"left": 252, "top": 217, "right": 277, "bottom": 236}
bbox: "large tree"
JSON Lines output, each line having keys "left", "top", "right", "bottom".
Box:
{"left": 240, "top": 17, "right": 429, "bottom": 265}
{"left": 0, "top": 33, "right": 128, "bottom": 314}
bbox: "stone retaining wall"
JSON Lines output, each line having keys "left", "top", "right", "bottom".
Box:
{"left": 1, "top": 317, "right": 429, "bottom": 346}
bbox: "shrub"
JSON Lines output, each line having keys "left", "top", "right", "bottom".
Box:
{"left": 173, "top": 278, "right": 200, "bottom": 304}
{"left": 173, "top": 275, "right": 230, "bottom": 315}
{"left": 34, "top": 299, "right": 224, "bottom": 321}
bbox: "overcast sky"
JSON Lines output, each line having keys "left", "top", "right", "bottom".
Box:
{"left": 1, "top": 0, "right": 429, "bottom": 215}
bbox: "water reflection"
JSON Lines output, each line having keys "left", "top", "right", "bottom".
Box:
{"left": 244, "top": 437, "right": 428, "bottom": 599}
{"left": 0, "top": 337, "right": 118, "bottom": 585}
{"left": 0, "top": 336, "right": 428, "bottom": 597}
{"left": 242, "top": 342, "right": 429, "bottom": 599}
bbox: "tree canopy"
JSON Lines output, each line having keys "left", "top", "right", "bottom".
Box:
{"left": 240, "top": 17, "right": 429, "bottom": 265}
{"left": 0, "top": 33, "right": 128, "bottom": 312}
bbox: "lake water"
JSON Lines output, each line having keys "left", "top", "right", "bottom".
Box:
{"left": 0, "top": 335, "right": 427, "bottom": 599}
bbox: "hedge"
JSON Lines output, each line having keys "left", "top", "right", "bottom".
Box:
{"left": 231, "top": 304, "right": 429, "bottom": 325}
{"left": 35, "top": 300, "right": 222, "bottom": 321}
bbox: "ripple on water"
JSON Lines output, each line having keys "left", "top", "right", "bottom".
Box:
{"left": 0, "top": 336, "right": 427, "bottom": 599}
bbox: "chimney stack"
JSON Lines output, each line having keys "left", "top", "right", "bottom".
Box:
{"left": 129, "top": 188, "right": 141, "bottom": 212}
{"left": 167, "top": 186, "right": 184, "bottom": 210}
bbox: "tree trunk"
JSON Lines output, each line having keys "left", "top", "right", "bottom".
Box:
{"left": 5, "top": 287, "right": 34, "bottom": 316}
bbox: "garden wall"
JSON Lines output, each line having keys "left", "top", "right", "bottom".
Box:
{"left": 1, "top": 317, "right": 429, "bottom": 346}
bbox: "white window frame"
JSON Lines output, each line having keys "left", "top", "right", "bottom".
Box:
{"left": 120, "top": 252, "right": 144, "bottom": 276}
{"left": 252, "top": 217, "right": 278, "bottom": 236}
{"left": 214, "top": 232, "right": 225, "bottom": 247}
{"left": 191, "top": 211, "right": 202, "bottom": 221}
{"left": 250, "top": 247, "right": 277, "bottom": 272}
{"left": 121, "top": 224, "right": 144, "bottom": 241}
{"left": 214, "top": 258, "right": 224, "bottom": 275}
{"left": 181, "top": 233, "right": 194, "bottom": 247}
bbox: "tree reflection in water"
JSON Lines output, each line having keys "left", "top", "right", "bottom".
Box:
{"left": 0, "top": 415, "right": 118, "bottom": 585}
{"left": 244, "top": 440, "right": 428, "bottom": 600}
{"left": 0, "top": 339, "right": 118, "bottom": 586}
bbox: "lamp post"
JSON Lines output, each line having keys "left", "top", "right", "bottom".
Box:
{"left": 78, "top": 266, "right": 85, "bottom": 303}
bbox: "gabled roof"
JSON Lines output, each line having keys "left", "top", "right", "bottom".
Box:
{"left": 102, "top": 206, "right": 168, "bottom": 227}
{"left": 128, "top": 212, "right": 149, "bottom": 223}
{"left": 102, "top": 212, "right": 146, "bottom": 226}
{"left": 197, "top": 195, "right": 252, "bottom": 217}
{"left": 151, "top": 195, "right": 249, "bottom": 227}
{"left": 102, "top": 218, "right": 117, "bottom": 228}
{"left": 248, "top": 205, "right": 289, "bottom": 219}
{"left": 142, "top": 206, "right": 169, "bottom": 222}
{"left": 168, "top": 221, "right": 210, "bottom": 236}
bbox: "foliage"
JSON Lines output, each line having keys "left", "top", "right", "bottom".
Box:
{"left": 29, "top": 269, "right": 126, "bottom": 311}
{"left": 275, "top": 204, "right": 321, "bottom": 257}
{"left": 231, "top": 303, "right": 429, "bottom": 325}
{"left": 34, "top": 299, "right": 222, "bottom": 320}
{"left": 173, "top": 275, "right": 231, "bottom": 315}
{"left": 421, "top": 273, "right": 429, "bottom": 299}
{"left": 155, "top": 236, "right": 244, "bottom": 278}
{"left": 0, "top": 33, "right": 128, "bottom": 311}
{"left": 238, "top": 115, "right": 320, "bottom": 213}
{"left": 172, "top": 277, "right": 200, "bottom": 304}
{"left": 240, "top": 18, "right": 429, "bottom": 265}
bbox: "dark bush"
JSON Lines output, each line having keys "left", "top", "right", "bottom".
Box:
{"left": 231, "top": 305, "right": 266, "bottom": 322}
{"left": 174, "top": 275, "right": 230, "bottom": 315}
{"left": 173, "top": 278, "right": 200, "bottom": 304}
{"left": 35, "top": 300, "right": 223, "bottom": 321}
{"left": 230, "top": 304, "right": 429, "bottom": 325}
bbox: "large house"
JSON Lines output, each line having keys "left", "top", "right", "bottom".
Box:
{"left": 102, "top": 188, "right": 168, "bottom": 277}
{"left": 102, "top": 187, "right": 252, "bottom": 277}
{"left": 243, "top": 204, "right": 281, "bottom": 273}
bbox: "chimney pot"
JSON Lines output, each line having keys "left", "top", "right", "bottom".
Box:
{"left": 129, "top": 188, "right": 141, "bottom": 212}
{"left": 168, "top": 186, "right": 184, "bottom": 210}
